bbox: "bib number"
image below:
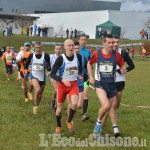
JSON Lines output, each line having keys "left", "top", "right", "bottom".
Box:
{"left": 7, "top": 60, "right": 12, "bottom": 63}
{"left": 33, "top": 65, "right": 44, "bottom": 71}
{"left": 99, "top": 64, "right": 113, "bottom": 73}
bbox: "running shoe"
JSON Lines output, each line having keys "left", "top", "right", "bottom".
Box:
{"left": 66, "top": 121, "right": 74, "bottom": 133}
{"left": 28, "top": 92, "right": 33, "bottom": 100}
{"left": 33, "top": 106, "right": 38, "bottom": 115}
{"left": 25, "top": 98, "right": 29, "bottom": 103}
{"left": 81, "top": 113, "right": 89, "bottom": 121}
{"left": 56, "top": 127, "right": 61, "bottom": 133}
{"left": 93, "top": 124, "right": 101, "bottom": 134}
{"left": 93, "top": 124, "right": 101, "bottom": 139}
{"left": 114, "top": 128, "right": 120, "bottom": 137}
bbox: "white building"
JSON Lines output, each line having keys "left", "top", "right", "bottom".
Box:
{"left": 32, "top": 10, "right": 150, "bottom": 40}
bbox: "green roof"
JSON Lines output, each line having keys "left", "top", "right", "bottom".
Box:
{"left": 98, "top": 20, "right": 120, "bottom": 27}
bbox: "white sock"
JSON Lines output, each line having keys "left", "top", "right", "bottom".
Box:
{"left": 97, "top": 119, "right": 102, "bottom": 125}
{"left": 113, "top": 125, "right": 119, "bottom": 133}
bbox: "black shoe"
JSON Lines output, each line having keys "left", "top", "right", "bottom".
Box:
{"left": 114, "top": 132, "right": 120, "bottom": 138}
{"left": 51, "top": 104, "right": 56, "bottom": 112}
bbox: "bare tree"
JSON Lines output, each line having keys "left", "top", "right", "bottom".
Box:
{"left": 56, "top": 25, "right": 65, "bottom": 38}
{"left": 15, "top": 11, "right": 34, "bottom": 34}
{"left": 120, "top": 27, "right": 127, "bottom": 39}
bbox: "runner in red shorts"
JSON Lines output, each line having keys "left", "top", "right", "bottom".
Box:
{"left": 51, "top": 39, "right": 83, "bottom": 133}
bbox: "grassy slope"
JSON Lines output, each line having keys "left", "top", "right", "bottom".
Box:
{"left": 0, "top": 36, "right": 150, "bottom": 150}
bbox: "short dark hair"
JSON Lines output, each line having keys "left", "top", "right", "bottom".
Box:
{"left": 102, "top": 34, "right": 113, "bottom": 42}
{"left": 78, "top": 34, "right": 87, "bottom": 39}
{"left": 35, "top": 41, "right": 41, "bottom": 45}
{"left": 113, "top": 35, "right": 120, "bottom": 39}
{"left": 74, "top": 41, "right": 80, "bottom": 46}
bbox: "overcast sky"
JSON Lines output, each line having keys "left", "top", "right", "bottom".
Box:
{"left": 99, "top": 0, "right": 150, "bottom": 12}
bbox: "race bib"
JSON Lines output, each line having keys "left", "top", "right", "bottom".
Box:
{"left": 7, "top": 60, "right": 12, "bottom": 63}
{"left": 99, "top": 64, "right": 113, "bottom": 73}
{"left": 66, "top": 70, "right": 78, "bottom": 76}
{"left": 33, "top": 65, "right": 44, "bottom": 71}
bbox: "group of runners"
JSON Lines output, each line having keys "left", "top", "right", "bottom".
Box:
{"left": 1, "top": 34, "right": 135, "bottom": 139}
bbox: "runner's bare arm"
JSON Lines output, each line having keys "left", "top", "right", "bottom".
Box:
{"left": 87, "top": 62, "right": 94, "bottom": 84}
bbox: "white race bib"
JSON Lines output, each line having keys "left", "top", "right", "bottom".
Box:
{"left": 7, "top": 60, "right": 12, "bottom": 63}
{"left": 99, "top": 64, "right": 113, "bottom": 73}
{"left": 33, "top": 65, "right": 44, "bottom": 71}
{"left": 66, "top": 69, "right": 78, "bottom": 76}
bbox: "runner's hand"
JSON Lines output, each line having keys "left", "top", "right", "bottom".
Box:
{"left": 46, "top": 72, "right": 50, "bottom": 77}
{"left": 121, "top": 67, "right": 127, "bottom": 74}
{"left": 79, "top": 75, "right": 83, "bottom": 82}
{"left": 62, "top": 78, "right": 71, "bottom": 87}
{"left": 24, "top": 73, "right": 29, "bottom": 81}
{"left": 89, "top": 76, "right": 94, "bottom": 84}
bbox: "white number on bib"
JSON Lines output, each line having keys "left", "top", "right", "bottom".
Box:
{"left": 33, "top": 65, "right": 44, "bottom": 71}
{"left": 99, "top": 65, "right": 113, "bottom": 73}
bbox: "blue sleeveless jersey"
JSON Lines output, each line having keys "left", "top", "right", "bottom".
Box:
{"left": 96, "top": 50, "right": 117, "bottom": 83}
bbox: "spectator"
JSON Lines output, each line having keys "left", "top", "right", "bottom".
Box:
{"left": 98, "top": 27, "right": 102, "bottom": 38}
{"left": 30, "top": 26, "right": 33, "bottom": 36}
{"left": 70, "top": 28, "right": 73, "bottom": 38}
{"left": 26, "top": 26, "right": 29, "bottom": 36}
{"left": 9, "top": 26, "right": 13, "bottom": 36}
{"left": 131, "top": 46, "right": 135, "bottom": 60}
{"left": 38, "top": 26, "right": 41, "bottom": 37}
{"left": 2, "top": 26, "right": 5, "bottom": 36}
{"left": 42, "top": 28, "right": 48, "bottom": 37}
{"left": 74, "top": 29, "right": 77, "bottom": 38}
{"left": 66, "top": 29, "right": 69, "bottom": 38}
{"left": 141, "top": 29, "right": 145, "bottom": 40}
{"left": 34, "top": 24, "right": 37, "bottom": 36}
{"left": 146, "top": 30, "right": 149, "bottom": 40}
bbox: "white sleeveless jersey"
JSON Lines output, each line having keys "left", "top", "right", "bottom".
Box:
{"left": 50, "top": 54, "right": 59, "bottom": 75}
{"left": 116, "top": 48, "right": 125, "bottom": 82}
{"left": 30, "top": 52, "right": 46, "bottom": 81}
{"left": 59, "top": 53, "right": 78, "bottom": 81}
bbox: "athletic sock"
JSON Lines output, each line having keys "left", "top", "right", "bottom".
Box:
{"left": 113, "top": 125, "right": 119, "bottom": 133}
{"left": 68, "top": 108, "right": 76, "bottom": 123}
{"left": 97, "top": 119, "right": 102, "bottom": 125}
{"left": 56, "top": 115, "right": 61, "bottom": 127}
{"left": 83, "top": 99, "right": 88, "bottom": 115}
{"left": 34, "top": 105, "right": 38, "bottom": 108}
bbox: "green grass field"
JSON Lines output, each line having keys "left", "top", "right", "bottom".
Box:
{"left": 0, "top": 36, "right": 150, "bottom": 150}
